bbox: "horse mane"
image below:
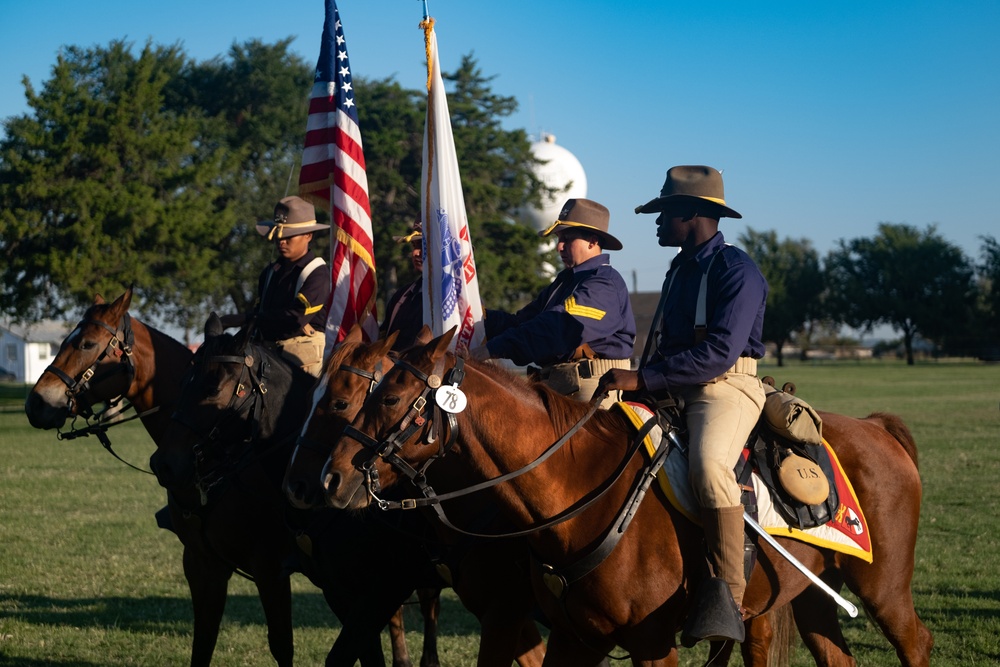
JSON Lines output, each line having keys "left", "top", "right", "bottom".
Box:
{"left": 465, "top": 358, "right": 633, "bottom": 443}
{"left": 866, "top": 411, "right": 919, "bottom": 468}
{"left": 84, "top": 299, "right": 191, "bottom": 359}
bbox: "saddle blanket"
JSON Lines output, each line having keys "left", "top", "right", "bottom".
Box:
{"left": 614, "top": 401, "right": 873, "bottom": 563}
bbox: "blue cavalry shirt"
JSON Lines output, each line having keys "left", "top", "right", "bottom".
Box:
{"left": 641, "top": 232, "right": 767, "bottom": 392}
{"left": 484, "top": 253, "right": 636, "bottom": 367}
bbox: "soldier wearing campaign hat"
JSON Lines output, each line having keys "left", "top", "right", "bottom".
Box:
{"left": 469, "top": 198, "right": 635, "bottom": 407}
{"left": 380, "top": 221, "right": 425, "bottom": 352}
{"left": 597, "top": 165, "right": 768, "bottom": 646}
{"left": 221, "top": 196, "right": 331, "bottom": 376}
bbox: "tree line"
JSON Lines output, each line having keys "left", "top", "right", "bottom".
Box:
{"left": 1, "top": 39, "right": 996, "bottom": 362}
{"left": 740, "top": 226, "right": 999, "bottom": 364}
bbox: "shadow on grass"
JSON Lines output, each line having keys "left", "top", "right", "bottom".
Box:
{"left": 0, "top": 591, "right": 338, "bottom": 633}
{"left": 0, "top": 659, "right": 104, "bottom": 667}
{"left": 2, "top": 590, "right": 491, "bottom": 639}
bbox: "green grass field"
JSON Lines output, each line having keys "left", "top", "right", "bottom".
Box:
{"left": 2, "top": 360, "right": 999, "bottom": 665}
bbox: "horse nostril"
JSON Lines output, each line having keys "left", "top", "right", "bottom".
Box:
{"left": 320, "top": 460, "right": 340, "bottom": 494}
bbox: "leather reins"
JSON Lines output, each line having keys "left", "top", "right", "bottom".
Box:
{"left": 338, "top": 355, "right": 663, "bottom": 542}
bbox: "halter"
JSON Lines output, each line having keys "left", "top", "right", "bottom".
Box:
{"left": 338, "top": 353, "right": 462, "bottom": 503}
{"left": 292, "top": 360, "right": 385, "bottom": 456}
{"left": 44, "top": 313, "right": 136, "bottom": 419}
{"left": 170, "top": 342, "right": 272, "bottom": 503}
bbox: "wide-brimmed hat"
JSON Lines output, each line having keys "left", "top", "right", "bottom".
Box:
{"left": 255, "top": 196, "right": 331, "bottom": 240}
{"left": 392, "top": 221, "right": 423, "bottom": 244}
{"left": 634, "top": 165, "right": 741, "bottom": 219}
{"left": 538, "top": 198, "right": 623, "bottom": 251}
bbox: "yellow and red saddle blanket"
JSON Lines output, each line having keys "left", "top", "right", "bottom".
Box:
{"left": 614, "top": 401, "right": 873, "bottom": 563}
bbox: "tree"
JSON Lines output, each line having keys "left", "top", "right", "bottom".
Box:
{"left": 1, "top": 41, "right": 555, "bottom": 330}
{"left": 739, "top": 229, "right": 823, "bottom": 366}
{"left": 169, "top": 38, "right": 315, "bottom": 317}
{"left": 0, "top": 40, "right": 237, "bottom": 327}
{"left": 824, "top": 223, "right": 975, "bottom": 364}
{"left": 972, "top": 235, "right": 1000, "bottom": 359}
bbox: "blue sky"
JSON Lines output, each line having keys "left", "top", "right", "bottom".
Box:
{"left": 2, "top": 0, "right": 997, "bottom": 294}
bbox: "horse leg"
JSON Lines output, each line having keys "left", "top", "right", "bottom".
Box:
{"left": 475, "top": 610, "right": 542, "bottom": 667}
{"left": 542, "top": 627, "right": 629, "bottom": 667}
{"left": 842, "top": 560, "right": 932, "bottom": 667}
{"left": 326, "top": 625, "right": 388, "bottom": 667}
{"left": 254, "top": 571, "right": 294, "bottom": 667}
{"left": 387, "top": 605, "right": 413, "bottom": 667}
{"left": 182, "top": 546, "right": 231, "bottom": 667}
{"left": 512, "top": 617, "right": 546, "bottom": 667}
{"left": 790, "top": 579, "right": 855, "bottom": 667}
{"left": 416, "top": 587, "right": 441, "bottom": 667}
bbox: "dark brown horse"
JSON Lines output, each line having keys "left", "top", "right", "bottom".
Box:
{"left": 150, "top": 313, "right": 447, "bottom": 667}
{"left": 283, "top": 327, "right": 547, "bottom": 667}
{"left": 23, "top": 289, "right": 430, "bottom": 667}
{"left": 321, "top": 328, "right": 932, "bottom": 667}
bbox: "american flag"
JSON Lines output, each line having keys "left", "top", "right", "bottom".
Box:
{"left": 299, "top": 0, "right": 378, "bottom": 353}
{"left": 419, "top": 17, "right": 486, "bottom": 353}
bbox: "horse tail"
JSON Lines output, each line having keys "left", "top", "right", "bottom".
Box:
{"left": 868, "top": 411, "right": 919, "bottom": 469}
{"left": 767, "top": 605, "right": 796, "bottom": 667}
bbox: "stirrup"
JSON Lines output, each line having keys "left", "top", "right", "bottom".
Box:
{"left": 680, "top": 577, "right": 745, "bottom": 647}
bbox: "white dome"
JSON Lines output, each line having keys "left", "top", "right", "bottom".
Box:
{"left": 514, "top": 134, "right": 587, "bottom": 232}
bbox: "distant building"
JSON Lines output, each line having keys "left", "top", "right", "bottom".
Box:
{"left": 0, "top": 320, "right": 72, "bottom": 384}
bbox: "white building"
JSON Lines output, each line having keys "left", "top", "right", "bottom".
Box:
{"left": 0, "top": 320, "right": 72, "bottom": 384}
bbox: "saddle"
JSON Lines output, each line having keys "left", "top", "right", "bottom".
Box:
{"left": 613, "top": 379, "right": 874, "bottom": 598}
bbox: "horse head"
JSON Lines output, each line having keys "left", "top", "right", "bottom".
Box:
{"left": 322, "top": 326, "right": 456, "bottom": 510}
{"left": 282, "top": 325, "right": 397, "bottom": 509}
{"left": 149, "top": 312, "right": 299, "bottom": 495}
{"left": 25, "top": 286, "right": 137, "bottom": 429}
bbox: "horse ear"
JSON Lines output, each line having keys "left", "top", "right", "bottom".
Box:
{"left": 429, "top": 326, "right": 457, "bottom": 358}
{"left": 415, "top": 325, "right": 433, "bottom": 346}
{"left": 205, "top": 312, "right": 224, "bottom": 338}
{"left": 372, "top": 331, "right": 397, "bottom": 359}
{"left": 110, "top": 285, "right": 133, "bottom": 315}
{"left": 344, "top": 323, "right": 364, "bottom": 344}
{"left": 93, "top": 294, "right": 106, "bottom": 305}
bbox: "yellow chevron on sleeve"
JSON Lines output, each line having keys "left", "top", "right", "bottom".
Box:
{"left": 563, "top": 296, "right": 606, "bottom": 320}
{"left": 297, "top": 293, "right": 323, "bottom": 315}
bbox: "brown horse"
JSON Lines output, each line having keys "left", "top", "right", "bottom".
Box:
{"left": 284, "top": 326, "right": 547, "bottom": 667}
{"left": 23, "top": 289, "right": 432, "bottom": 667}
{"left": 321, "top": 328, "right": 932, "bottom": 667}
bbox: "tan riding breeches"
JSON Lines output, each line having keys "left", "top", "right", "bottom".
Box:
{"left": 676, "top": 368, "right": 765, "bottom": 508}
{"left": 274, "top": 333, "right": 325, "bottom": 377}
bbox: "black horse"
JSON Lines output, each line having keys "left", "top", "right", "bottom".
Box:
{"left": 149, "top": 314, "right": 442, "bottom": 667}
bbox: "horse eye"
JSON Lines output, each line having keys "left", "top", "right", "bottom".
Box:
{"left": 383, "top": 396, "right": 400, "bottom": 408}
{"left": 332, "top": 400, "right": 349, "bottom": 411}
{"left": 79, "top": 340, "right": 96, "bottom": 351}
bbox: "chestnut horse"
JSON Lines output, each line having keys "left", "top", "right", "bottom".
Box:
{"left": 23, "top": 289, "right": 430, "bottom": 667}
{"left": 284, "top": 327, "right": 547, "bottom": 667}
{"left": 322, "top": 329, "right": 932, "bottom": 667}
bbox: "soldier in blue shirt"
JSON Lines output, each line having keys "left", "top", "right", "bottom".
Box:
{"left": 469, "top": 198, "right": 635, "bottom": 407}
{"left": 596, "top": 166, "right": 768, "bottom": 645}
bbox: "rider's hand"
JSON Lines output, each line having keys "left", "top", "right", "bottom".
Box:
{"left": 595, "top": 368, "right": 644, "bottom": 398}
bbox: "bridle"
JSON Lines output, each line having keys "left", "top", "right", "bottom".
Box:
{"left": 291, "top": 358, "right": 386, "bottom": 458}
{"left": 336, "top": 354, "right": 662, "bottom": 541}
{"left": 44, "top": 313, "right": 136, "bottom": 419}
{"left": 170, "top": 341, "right": 272, "bottom": 503}
{"left": 337, "top": 353, "right": 462, "bottom": 505}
